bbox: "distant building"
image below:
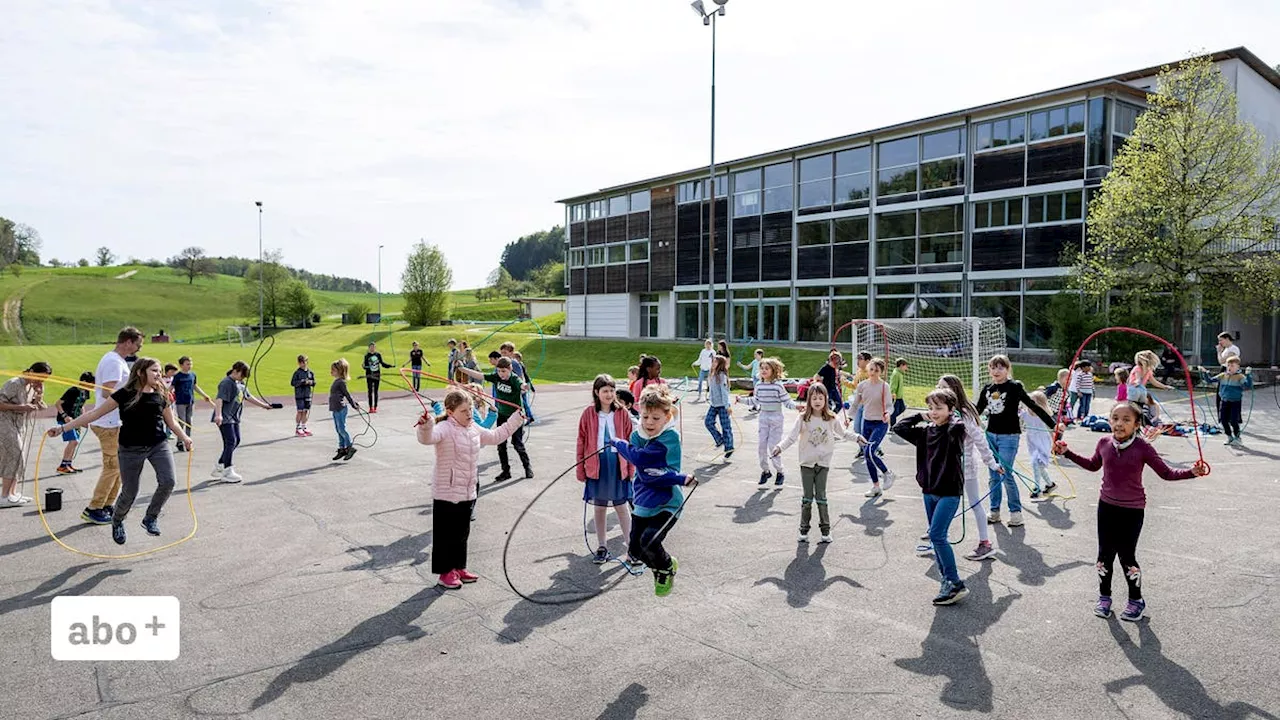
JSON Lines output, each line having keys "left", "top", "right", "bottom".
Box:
{"left": 511, "top": 297, "right": 566, "bottom": 320}
{"left": 559, "top": 47, "right": 1280, "bottom": 364}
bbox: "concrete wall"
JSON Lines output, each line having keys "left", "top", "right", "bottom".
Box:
{"left": 584, "top": 293, "right": 631, "bottom": 338}
{"left": 565, "top": 296, "right": 586, "bottom": 337}
{"left": 1234, "top": 59, "right": 1280, "bottom": 149}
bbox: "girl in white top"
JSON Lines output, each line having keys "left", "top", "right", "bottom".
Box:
{"left": 935, "top": 374, "right": 1004, "bottom": 561}
{"left": 772, "top": 383, "right": 854, "bottom": 543}
{"left": 1021, "top": 390, "right": 1055, "bottom": 499}
{"left": 691, "top": 339, "right": 716, "bottom": 402}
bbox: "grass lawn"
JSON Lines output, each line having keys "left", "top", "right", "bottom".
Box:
{"left": 0, "top": 321, "right": 1063, "bottom": 407}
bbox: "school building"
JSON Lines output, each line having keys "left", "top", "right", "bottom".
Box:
{"left": 558, "top": 47, "right": 1280, "bottom": 365}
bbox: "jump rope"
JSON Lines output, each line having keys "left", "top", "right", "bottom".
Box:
{"left": 1, "top": 370, "right": 200, "bottom": 560}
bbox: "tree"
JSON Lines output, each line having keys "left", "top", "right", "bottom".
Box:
{"left": 169, "top": 246, "right": 215, "bottom": 284}
{"left": 0, "top": 218, "right": 41, "bottom": 265}
{"left": 279, "top": 280, "right": 317, "bottom": 327}
{"left": 498, "top": 226, "right": 565, "bottom": 280}
{"left": 401, "top": 241, "right": 452, "bottom": 326}
{"left": 1075, "top": 56, "right": 1280, "bottom": 349}
{"left": 485, "top": 266, "right": 520, "bottom": 298}
{"left": 528, "top": 261, "right": 565, "bottom": 296}
{"left": 47, "top": 258, "right": 63, "bottom": 268}
{"left": 237, "top": 250, "right": 291, "bottom": 327}
{"left": 77, "top": 258, "right": 89, "bottom": 267}
{"left": 95, "top": 247, "right": 116, "bottom": 266}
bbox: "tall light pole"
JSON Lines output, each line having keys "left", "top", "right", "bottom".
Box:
{"left": 692, "top": 0, "right": 727, "bottom": 341}
{"left": 255, "top": 201, "right": 263, "bottom": 339}
{"left": 377, "top": 244, "right": 384, "bottom": 322}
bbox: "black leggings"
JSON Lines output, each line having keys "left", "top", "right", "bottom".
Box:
{"left": 366, "top": 375, "right": 381, "bottom": 409}
{"left": 431, "top": 499, "right": 472, "bottom": 574}
{"left": 1219, "top": 399, "right": 1242, "bottom": 438}
{"left": 1097, "top": 500, "right": 1144, "bottom": 600}
{"left": 630, "top": 511, "right": 677, "bottom": 571}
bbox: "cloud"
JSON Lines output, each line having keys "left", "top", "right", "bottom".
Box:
{"left": 1, "top": 0, "right": 1277, "bottom": 289}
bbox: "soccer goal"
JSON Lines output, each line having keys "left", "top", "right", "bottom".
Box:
{"left": 833, "top": 317, "right": 1007, "bottom": 398}
{"left": 226, "top": 326, "right": 254, "bottom": 346}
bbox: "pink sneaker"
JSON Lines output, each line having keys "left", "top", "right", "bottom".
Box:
{"left": 456, "top": 568, "right": 478, "bottom": 583}
{"left": 302, "top": 428, "right": 313, "bottom": 437}
{"left": 295, "top": 429, "right": 306, "bottom": 437}
{"left": 437, "top": 570, "right": 462, "bottom": 589}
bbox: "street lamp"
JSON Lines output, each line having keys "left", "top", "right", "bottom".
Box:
{"left": 377, "top": 244, "right": 384, "bottom": 322}
{"left": 691, "top": 0, "right": 727, "bottom": 341}
{"left": 255, "top": 201, "right": 263, "bottom": 339}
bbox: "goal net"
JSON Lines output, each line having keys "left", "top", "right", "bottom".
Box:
{"left": 226, "top": 326, "right": 254, "bottom": 346}
{"left": 834, "top": 317, "right": 1007, "bottom": 402}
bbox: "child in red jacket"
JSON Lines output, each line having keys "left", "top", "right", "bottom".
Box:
{"left": 577, "top": 375, "right": 636, "bottom": 565}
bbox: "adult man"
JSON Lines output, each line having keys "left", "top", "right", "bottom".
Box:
{"left": 1216, "top": 332, "right": 1241, "bottom": 367}
{"left": 82, "top": 327, "right": 143, "bottom": 525}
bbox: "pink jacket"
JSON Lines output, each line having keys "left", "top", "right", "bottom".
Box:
{"left": 575, "top": 406, "right": 635, "bottom": 482}
{"left": 416, "top": 412, "right": 522, "bottom": 503}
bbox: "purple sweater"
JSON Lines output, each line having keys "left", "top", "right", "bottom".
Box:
{"left": 1062, "top": 437, "right": 1196, "bottom": 509}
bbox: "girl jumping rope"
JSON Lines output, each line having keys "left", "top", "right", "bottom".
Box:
{"left": 1054, "top": 401, "right": 1209, "bottom": 621}
{"left": 771, "top": 383, "right": 855, "bottom": 544}
{"left": 417, "top": 388, "right": 524, "bottom": 590}
{"left": 1128, "top": 350, "right": 1173, "bottom": 429}
{"left": 736, "top": 357, "right": 795, "bottom": 486}
{"left": 703, "top": 355, "right": 734, "bottom": 458}
{"left": 329, "top": 359, "right": 360, "bottom": 461}
{"left": 933, "top": 375, "right": 1004, "bottom": 561}
{"left": 1022, "top": 390, "right": 1056, "bottom": 499}
{"left": 853, "top": 357, "right": 893, "bottom": 498}
{"left": 576, "top": 375, "right": 636, "bottom": 565}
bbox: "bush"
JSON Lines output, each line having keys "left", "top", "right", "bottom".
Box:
{"left": 8, "top": 263, "right": 22, "bottom": 277}
{"left": 311, "top": 312, "right": 322, "bottom": 325}
{"left": 344, "top": 303, "right": 371, "bottom": 324}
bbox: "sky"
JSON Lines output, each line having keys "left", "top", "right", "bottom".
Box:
{"left": 3, "top": 0, "right": 1279, "bottom": 291}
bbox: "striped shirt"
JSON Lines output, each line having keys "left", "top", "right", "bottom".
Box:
{"left": 742, "top": 381, "right": 796, "bottom": 413}
{"left": 1069, "top": 369, "right": 1094, "bottom": 394}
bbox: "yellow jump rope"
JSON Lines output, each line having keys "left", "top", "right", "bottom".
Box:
{"left": 5, "top": 370, "right": 199, "bottom": 560}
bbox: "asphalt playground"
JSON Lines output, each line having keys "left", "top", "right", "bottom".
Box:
{"left": 2, "top": 380, "right": 1278, "bottom": 719}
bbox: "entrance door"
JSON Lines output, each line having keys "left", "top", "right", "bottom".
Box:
{"left": 762, "top": 302, "right": 790, "bottom": 342}
{"left": 734, "top": 303, "right": 759, "bottom": 342}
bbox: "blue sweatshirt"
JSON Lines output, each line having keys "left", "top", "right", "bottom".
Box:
{"left": 1202, "top": 370, "right": 1253, "bottom": 401}
{"left": 611, "top": 423, "right": 687, "bottom": 517}
{"left": 708, "top": 372, "right": 731, "bottom": 408}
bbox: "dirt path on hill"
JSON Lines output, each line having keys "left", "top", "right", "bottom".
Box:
{"left": 2, "top": 294, "right": 26, "bottom": 345}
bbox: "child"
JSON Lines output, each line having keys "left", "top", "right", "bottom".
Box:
{"left": 692, "top": 339, "right": 715, "bottom": 402}
{"left": 0, "top": 363, "right": 49, "bottom": 507}
{"left": 892, "top": 389, "right": 970, "bottom": 606}
{"left": 1200, "top": 358, "right": 1253, "bottom": 444}
{"left": 626, "top": 366, "right": 640, "bottom": 390}
{"left": 417, "top": 388, "right": 524, "bottom": 589}
{"left": 171, "top": 356, "right": 211, "bottom": 453}
{"left": 888, "top": 358, "right": 908, "bottom": 425}
{"left": 813, "top": 350, "right": 845, "bottom": 414}
{"left": 576, "top": 374, "right": 636, "bottom": 564}
{"left": 162, "top": 364, "right": 178, "bottom": 439}
{"left": 608, "top": 385, "right": 696, "bottom": 596}
{"left": 445, "top": 339, "right": 458, "bottom": 386}
{"left": 329, "top": 359, "right": 360, "bottom": 461}
{"left": 852, "top": 358, "right": 893, "bottom": 498}
{"left": 458, "top": 357, "right": 531, "bottom": 481}
{"left": 616, "top": 388, "right": 638, "bottom": 420}
{"left": 511, "top": 348, "right": 536, "bottom": 423}
{"left": 211, "top": 360, "right": 274, "bottom": 482}
{"left": 472, "top": 393, "right": 497, "bottom": 429}
{"left": 846, "top": 352, "right": 873, "bottom": 459}
{"left": 1043, "top": 368, "right": 1071, "bottom": 422}
{"left": 291, "top": 355, "right": 316, "bottom": 437}
{"left": 703, "top": 355, "right": 734, "bottom": 458}
{"left": 53, "top": 358, "right": 193, "bottom": 544}
{"left": 361, "top": 342, "right": 393, "bottom": 413}
{"left": 1127, "top": 350, "right": 1173, "bottom": 424}
{"left": 935, "top": 375, "right": 1004, "bottom": 561}
{"left": 1021, "top": 390, "right": 1056, "bottom": 498}
{"left": 405, "top": 340, "right": 429, "bottom": 393}
{"left": 1069, "top": 360, "right": 1095, "bottom": 421}
{"left": 772, "top": 383, "right": 854, "bottom": 544}
{"left": 736, "top": 358, "right": 795, "bottom": 486}
{"left": 1054, "top": 402, "right": 1209, "bottom": 620}
{"left": 630, "top": 355, "right": 665, "bottom": 399}
{"left": 975, "top": 355, "right": 1060, "bottom": 527}
{"left": 55, "top": 371, "right": 95, "bottom": 474}
{"left": 1114, "top": 367, "right": 1130, "bottom": 403}
{"left": 738, "top": 349, "right": 763, "bottom": 387}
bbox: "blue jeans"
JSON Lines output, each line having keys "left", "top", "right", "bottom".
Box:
{"left": 987, "top": 432, "right": 1022, "bottom": 513}
{"left": 704, "top": 405, "right": 733, "bottom": 450}
{"left": 333, "top": 408, "right": 351, "bottom": 449}
{"left": 862, "top": 420, "right": 889, "bottom": 483}
{"left": 853, "top": 405, "right": 865, "bottom": 437}
{"left": 924, "top": 494, "right": 962, "bottom": 585}
{"left": 695, "top": 369, "right": 709, "bottom": 395}
{"left": 1076, "top": 392, "right": 1093, "bottom": 419}
{"left": 218, "top": 423, "right": 240, "bottom": 467}
{"left": 890, "top": 398, "right": 906, "bottom": 425}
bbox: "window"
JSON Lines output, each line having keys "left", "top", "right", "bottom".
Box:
{"left": 1114, "top": 102, "right": 1140, "bottom": 137}
{"left": 589, "top": 200, "right": 607, "bottom": 219}
{"left": 640, "top": 302, "right": 659, "bottom": 338}
{"left": 922, "top": 128, "right": 964, "bottom": 160}
{"left": 834, "top": 147, "right": 871, "bottom": 204}
{"left": 678, "top": 181, "right": 702, "bottom": 204}
{"left": 1087, "top": 97, "right": 1110, "bottom": 167}
{"left": 569, "top": 248, "right": 585, "bottom": 268}
{"left": 763, "top": 162, "right": 793, "bottom": 213}
{"left": 877, "top": 136, "right": 918, "bottom": 197}
{"left": 629, "top": 239, "right": 650, "bottom": 262}
{"left": 975, "top": 114, "right": 1027, "bottom": 151}
{"left": 608, "top": 196, "right": 628, "bottom": 216}
{"left": 733, "top": 168, "right": 761, "bottom": 218}
{"left": 833, "top": 217, "right": 869, "bottom": 243}
{"left": 587, "top": 247, "right": 606, "bottom": 266}
{"left": 630, "top": 191, "right": 650, "bottom": 213}
{"left": 875, "top": 211, "right": 916, "bottom": 268}
{"left": 607, "top": 244, "right": 626, "bottom": 264}
{"left": 970, "top": 293, "right": 1021, "bottom": 348}
{"left": 1029, "top": 102, "right": 1087, "bottom": 142}
{"left": 973, "top": 198, "right": 1023, "bottom": 229}
{"left": 799, "top": 154, "right": 833, "bottom": 208}
{"left": 918, "top": 205, "right": 963, "bottom": 265}
{"left": 570, "top": 204, "right": 587, "bottom": 222}
{"left": 798, "top": 221, "right": 831, "bottom": 246}
{"left": 1027, "top": 191, "right": 1084, "bottom": 224}
{"left": 703, "top": 175, "right": 728, "bottom": 198}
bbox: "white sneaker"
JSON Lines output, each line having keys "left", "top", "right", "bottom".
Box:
{"left": 1, "top": 493, "right": 32, "bottom": 507}
{"left": 915, "top": 543, "right": 935, "bottom": 556}
{"left": 864, "top": 485, "right": 882, "bottom": 498}
{"left": 819, "top": 534, "right": 833, "bottom": 544}
{"left": 919, "top": 531, "right": 931, "bottom": 540}
{"left": 798, "top": 532, "right": 809, "bottom": 543}
{"left": 881, "top": 470, "right": 895, "bottom": 491}
{"left": 987, "top": 510, "right": 1002, "bottom": 524}
{"left": 211, "top": 463, "right": 226, "bottom": 478}
{"left": 221, "top": 466, "right": 243, "bottom": 483}
{"left": 1007, "top": 511, "right": 1024, "bottom": 527}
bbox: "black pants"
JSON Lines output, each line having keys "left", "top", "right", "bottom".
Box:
{"left": 218, "top": 423, "right": 241, "bottom": 466}
{"left": 1097, "top": 500, "right": 1144, "bottom": 600}
{"left": 366, "top": 375, "right": 381, "bottom": 409}
{"left": 1219, "top": 399, "right": 1242, "bottom": 438}
{"left": 496, "top": 424, "right": 530, "bottom": 475}
{"left": 630, "top": 511, "right": 676, "bottom": 571}
{"left": 431, "top": 499, "right": 472, "bottom": 574}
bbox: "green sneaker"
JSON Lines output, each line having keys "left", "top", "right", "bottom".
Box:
{"left": 654, "top": 556, "right": 678, "bottom": 597}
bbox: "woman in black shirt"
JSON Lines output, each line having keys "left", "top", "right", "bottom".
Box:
{"left": 53, "top": 358, "right": 192, "bottom": 545}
